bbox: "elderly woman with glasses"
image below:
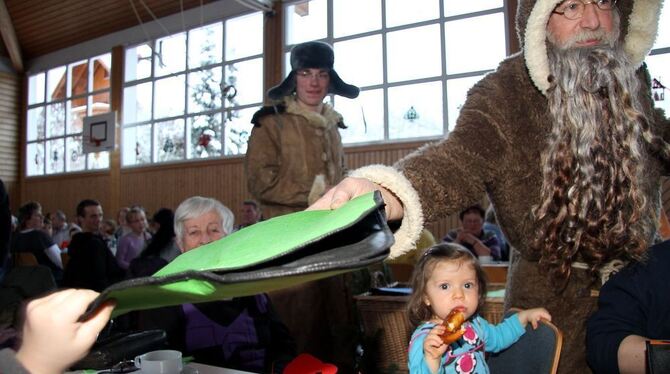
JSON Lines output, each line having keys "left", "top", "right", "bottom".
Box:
{"left": 138, "top": 196, "right": 295, "bottom": 373}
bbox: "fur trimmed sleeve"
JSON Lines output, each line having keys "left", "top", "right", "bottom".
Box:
{"left": 349, "top": 165, "right": 424, "bottom": 259}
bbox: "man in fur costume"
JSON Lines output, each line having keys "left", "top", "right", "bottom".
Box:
{"left": 311, "top": 0, "right": 670, "bottom": 372}
{"left": 245, "top": 41, "right": 360, "bottom": 369}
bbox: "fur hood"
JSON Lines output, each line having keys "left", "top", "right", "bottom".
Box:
{"left": 517, "top": 0, "right": 664, "bottom": 94}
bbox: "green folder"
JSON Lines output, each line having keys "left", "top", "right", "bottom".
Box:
{"left": 84, "top": 191, "right": 393, "bottom": 318}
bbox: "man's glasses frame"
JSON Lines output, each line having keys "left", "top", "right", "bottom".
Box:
{"left": 552, "top": 0, "right": 617, "bottom": 20}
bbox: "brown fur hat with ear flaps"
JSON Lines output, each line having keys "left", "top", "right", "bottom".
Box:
{"left": 267, "top": 41, "right": 360, "bottom": 100}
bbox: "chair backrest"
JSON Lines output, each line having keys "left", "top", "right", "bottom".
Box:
{"left": 487, "top": 308, "right": 563, "bottom": 374}
{"left": 13, "top": 251, "right": 39, "bottom": 266}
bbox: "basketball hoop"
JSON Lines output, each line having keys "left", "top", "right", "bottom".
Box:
{"left": 91, "top": 137, "right": 102, "bottom": 147}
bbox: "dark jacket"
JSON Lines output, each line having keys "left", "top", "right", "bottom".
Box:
{"left": 586, "top": 241, "right": 670, "bottom": 374}
{"left": 137, "top": 295, "right": 295, "bottom": 373}
{"left": 62, "top": 232, "right": 124, "bottom": 292}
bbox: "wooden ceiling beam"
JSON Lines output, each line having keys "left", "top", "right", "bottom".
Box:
{"left": 0, "top": 0, "right": 23, "bottom": 72}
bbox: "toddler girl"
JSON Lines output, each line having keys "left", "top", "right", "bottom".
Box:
{"left": 407, "top": 243, "right": 551, "bottom": 373}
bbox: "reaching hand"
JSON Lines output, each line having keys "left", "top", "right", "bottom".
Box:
{"left": 516, "top": 307, "right": 552, "bottom": 329}
{"left": 15, "top": 289, "right": 115, "bottom": 374}
{"left": 307, "top": 177, "right": 404, "bottom": 220}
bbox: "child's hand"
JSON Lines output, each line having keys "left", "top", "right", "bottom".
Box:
{"left": 423, "top": 324, "right": 448, "bottom": 372}
{"left": 516, "top": 307, "right": 552, "bottom": 329}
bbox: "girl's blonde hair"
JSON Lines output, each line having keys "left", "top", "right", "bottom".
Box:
{"left": 406, "top": 243, "right": 488, "bottom": 327}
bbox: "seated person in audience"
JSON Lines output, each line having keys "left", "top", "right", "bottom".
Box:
{"left": 101, "top": 219, "right": 118, "bottom": 255}
{"left": 10, "top": 202, "right": 63, "bottom": 281}
{"left": 484, "top": 205, "right": 510, "bottom": 261}
{"left": 443, "top": 204, "right": 501, "bottom": 261}
{"left": 51, "top": 210, "right": 70, "bottom": 250}
{"left": 586, "top": 239, "right": 670, "bottom": 374}
{"left": 0, "top": 289, "right": 115, "bottom": 374}
{"left": 128, "top": 208, "right": 180, "bottom": 278}
{"left": 114, "top": 207, "right": 131, "bottom": 239}
{"left": 138, "top": 196, "right": 295, "bottom": 373}
{"left": 62, "top": 199, "right": 125, "bottom": 292}
{"left": 234, "top": 200, "right": 262, "bottom": 231}
{"left": 42, "top": 216, "right": 52, "bottom": 237}
{"left": 116, "top": 207, "right": 151, "bottom": 270}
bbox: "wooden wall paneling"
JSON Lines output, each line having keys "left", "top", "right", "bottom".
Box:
{"left": 0, "top": 72, "right": 20, "bottom": 211}
{"left": 22, "top": 173, "right": 112, "bottom": 221}
{"left": 119, "top": 157, "right": 248, "bottom": 219}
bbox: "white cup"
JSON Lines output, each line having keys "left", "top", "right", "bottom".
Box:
{"left": 134, "top": 349, "right": 183, "bottom": 374}
{"left": 478, "top": 255, "right": 493, "bottom": 264}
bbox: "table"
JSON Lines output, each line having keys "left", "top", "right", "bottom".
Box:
{"left": 481, "top": 262, "right": 509, "bottom": 284}
{"left": 67, "top": 362, "right": 258, "bottom": 374}
{"left": 188, "top": 362, "right": 257, "bottom": 374}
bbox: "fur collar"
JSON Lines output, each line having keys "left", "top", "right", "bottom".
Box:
{"left": 284, "top": 96, "right": 342, "bottom": 129}
{"left": 518, "top": 0, "right": 663, "bottom": 95}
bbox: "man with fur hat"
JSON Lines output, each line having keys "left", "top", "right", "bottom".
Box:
{"left": 246, "top": 40, "right": 358, "bottom": 220}
{"left": 245, "top": 41, "right": 360, "bottom": 369}
{"left": 311, "top": 0, "right": 670, "bottom": 372}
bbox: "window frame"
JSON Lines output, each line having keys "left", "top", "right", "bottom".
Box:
{"left": 120, "top": 11, "right": 264, "bottom": 169}
{"left": 25, "top": 54, "right": 113, "bottom": 177}
{"left": 282, "top": 0, "right": 511, "bottom": 146}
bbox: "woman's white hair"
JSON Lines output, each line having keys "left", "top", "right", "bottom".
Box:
{"left": 174, "top": 196, "right": 234, "bottom": 246}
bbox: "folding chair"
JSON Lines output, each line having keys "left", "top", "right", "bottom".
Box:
{"left": 487, "top": 308, "right": 563, "bottom": 374}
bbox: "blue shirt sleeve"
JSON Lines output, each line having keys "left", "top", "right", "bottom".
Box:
{"left": 408, "top": 323, "right": 445, "bottom": 374}
{"left": 475, "top": 314, "right": 525, "bottom": 353}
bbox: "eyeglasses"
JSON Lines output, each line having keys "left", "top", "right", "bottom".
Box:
{"left": 553, "top": 0, "right": 617, "bottom": 20}
{"left": 296, "top": 70, "right": 330, "bottom": 81}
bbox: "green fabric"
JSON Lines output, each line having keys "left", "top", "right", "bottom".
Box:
{"left": 86, "top": 192, "right": 392, "bottom": 318}
{"left": 154, "top": 191, "right": 378, "bottom": 276}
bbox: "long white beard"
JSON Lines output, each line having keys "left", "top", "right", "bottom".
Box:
{"left": 533, "top": 43, "right": 655, "bottom": 278}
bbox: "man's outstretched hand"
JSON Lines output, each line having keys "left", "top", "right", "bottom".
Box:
{"left": 307, "top": 177, "right": 404, "bottom": 221}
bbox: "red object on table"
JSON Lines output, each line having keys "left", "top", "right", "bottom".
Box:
{"left": 283, "top": 353, "right": 337, "bottom": 374}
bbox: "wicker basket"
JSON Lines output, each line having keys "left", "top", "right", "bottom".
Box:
{"left": 355, "top": 294, "right": 412, "bottom": 373}
{"left": 483, "top": 283, "right": 506, "bottom": 324}
{"left": 482, "top": 295, "right": 505, "bottom": 324}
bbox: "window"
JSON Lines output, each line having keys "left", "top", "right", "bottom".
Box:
{"left": 283, "top": 0, "right": 508, "bottom": 144}
{"left": 122, "top": 12, "right": 263, "bottom": 166}
{"left": 646, "top": 4, "right": 670, "bottom": 115}
{"left": 26, "top": 54, "right": 112, "bottom": 176}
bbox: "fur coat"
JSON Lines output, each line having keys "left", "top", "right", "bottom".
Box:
{"left": 246, "top": 96, "right": 347, "bottom": 219}
{"left": 352, "top": 0, "right": 669, "bottom": 372}
{"left": 245, "top": 97, "right": 356, "bottom": 369}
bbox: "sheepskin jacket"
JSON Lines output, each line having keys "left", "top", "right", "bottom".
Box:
{"left": 351, "top": 1, "right": 669, "bottom": 373}
{"left": 246, "top": 96, "right": 347, "bottom": 219}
